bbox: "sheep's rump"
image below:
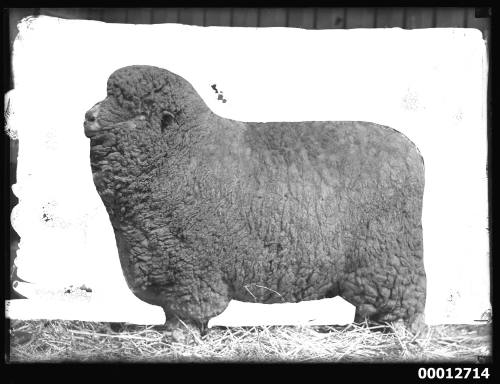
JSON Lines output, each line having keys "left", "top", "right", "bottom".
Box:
{"left": 85, "top": 65, "right": 426, "bottom": 329}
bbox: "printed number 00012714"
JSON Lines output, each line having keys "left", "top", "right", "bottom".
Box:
{"left": 418, "top": 367, "right": 490, "bottom": 380}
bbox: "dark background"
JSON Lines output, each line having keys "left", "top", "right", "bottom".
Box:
{"left": 5, "top": 7, "right": 491, "bottom": 300}
{"left": 7, "top": 7, "right": 492, "bottom": 33}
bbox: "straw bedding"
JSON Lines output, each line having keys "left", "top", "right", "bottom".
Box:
{"left": 8, "top": 319, "right": 490, "bottom": 362}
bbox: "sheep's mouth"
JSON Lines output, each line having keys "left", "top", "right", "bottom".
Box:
{"left": 84, "top": 115, "right": 119, "bottom": 138}
{"left": 84, "top": 120, "right": 100, "bottom": 138}
{"left": 84, "top": 102, "right": 103, "bottom": 138}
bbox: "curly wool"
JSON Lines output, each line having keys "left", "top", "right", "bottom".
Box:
{"left": 85, "top": 65, "right": 426, "bottom": 331}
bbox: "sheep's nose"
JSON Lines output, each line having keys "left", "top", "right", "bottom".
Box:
{"left": 85, "top": 109, "right": 97, "bottom": 121}
{"left": 85, "top": 103, "right": 101, "bottom": 121}
{"left": 84, "top": 103, "right": 102, "bottom": 138}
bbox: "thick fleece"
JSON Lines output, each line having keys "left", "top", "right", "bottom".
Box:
{"left": 84, "top": 65, "right": 426, "bottom": 331}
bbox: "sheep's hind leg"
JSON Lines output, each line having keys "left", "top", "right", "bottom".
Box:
{"left": 341, "top": 253, "right": 426, "bottom": 336}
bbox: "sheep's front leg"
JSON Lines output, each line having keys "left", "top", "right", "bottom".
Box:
{"left": 162, "top": 312, "right": 204, "bottom": 343}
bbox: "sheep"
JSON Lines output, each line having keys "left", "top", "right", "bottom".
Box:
{"left": 84, "top": 65, "right": 426, "bottom": 334}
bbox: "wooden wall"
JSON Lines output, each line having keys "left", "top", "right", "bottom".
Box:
{"left": 8, "top": 7, "right": 490, "bottom": 40}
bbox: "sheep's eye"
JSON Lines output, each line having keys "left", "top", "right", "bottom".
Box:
{"left": 160, "top": 111, "right": 176, "bottom": 133}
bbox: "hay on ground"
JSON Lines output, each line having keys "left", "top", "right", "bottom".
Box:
{"left": 7, "top": 319, "right": 491, "bottom": 362}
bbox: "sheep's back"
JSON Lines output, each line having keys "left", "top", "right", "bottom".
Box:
{"left": 196, "top": 120, "right": 425, "bottom": 302}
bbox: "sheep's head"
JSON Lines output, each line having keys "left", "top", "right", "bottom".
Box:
{"left": 84, "top": 65, "right": 205, "bottom": 142}
{"left": 84, "top": 66, "right": 209, "bottom": 213}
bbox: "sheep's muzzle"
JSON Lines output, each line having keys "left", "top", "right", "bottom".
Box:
{"left": 84, "top": 102, "right": 103, "bottom": 138}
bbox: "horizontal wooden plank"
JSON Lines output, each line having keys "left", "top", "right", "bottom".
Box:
{"left": 345, "top": 7, "right": 376, "bottom": 28}
{"left": 405, "top": 7, "right": 434, "bottom": 28}
{"left": 100, "top": 8, "right": 128, "bottom": 23}
{"left": 126, "top": 8, "right": 153, "bottom": 24}
{"left": 152, "top": 8, "right": 180, "bottom": 24}
{"left": 258, "top": 8, "right": 287, "bottom": 27}
{"left": 179, "top": 8, "right": 205, "bottom": 26}
{"left": 375, "top": 7, "right": 405, "bottom": 28}
{"left": 205, "top": 8, "right": 231, "bottom": 26}
{"left": 316, "top": 8, "right": 345, "bottom": 29}
{"left": 288, "top": 8, "right": 316, "bottom": 29}
{"left": 9, "top": 7, "right": 37, "bottom": 21}
{"left": 231, "top": 8, "right": 258, "bottom": 27}
{"left": 39, "top": 8, "right": 93, "bottom": 20}
{"left": 87, "top": 8, "right": 105, "bottom": 21}
{"left": 435, "top": 7, "right": 466, "bottom": 28}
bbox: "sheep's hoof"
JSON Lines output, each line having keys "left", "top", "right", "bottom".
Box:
{"left": 163, "top": 318, "right": 202, "bottom": 344}
{"left": 406, "top": 313, "right": 428, "bottom": 337}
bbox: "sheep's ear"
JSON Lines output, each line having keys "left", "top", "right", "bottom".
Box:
{"left": 160, "top": 110, "right": 176, "bottom": 133}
